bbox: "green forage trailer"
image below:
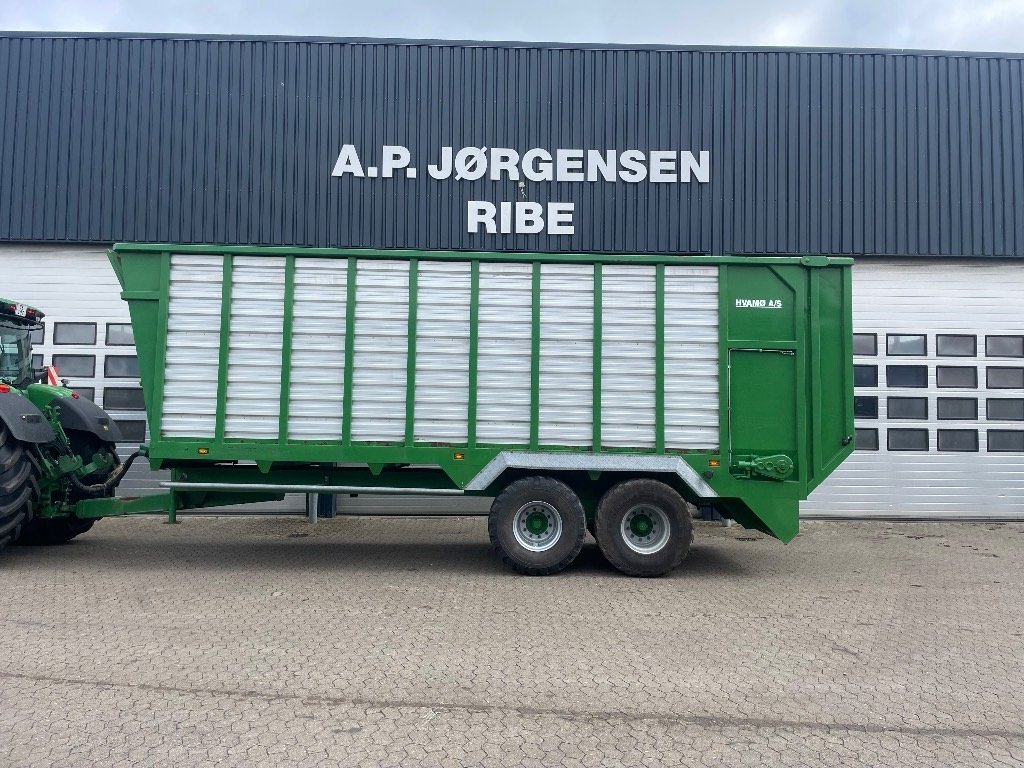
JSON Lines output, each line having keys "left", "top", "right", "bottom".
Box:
{"left": 0, "top": 244, "right": 854, "bottom": 576}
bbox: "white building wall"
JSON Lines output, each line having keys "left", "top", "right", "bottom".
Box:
{"left": 5, "top": 245, "right": 1022, "bottom": 519}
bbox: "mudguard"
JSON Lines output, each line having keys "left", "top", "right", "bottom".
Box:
{"left": 50, "top": 395, "right": 124, "bottom": 443}
{"left": 0, "top": 390, "right": 56, "bottom": 443}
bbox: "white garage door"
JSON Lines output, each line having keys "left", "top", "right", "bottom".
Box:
{"left": 804, "top": 259, "right": 1024, "bottom": 519}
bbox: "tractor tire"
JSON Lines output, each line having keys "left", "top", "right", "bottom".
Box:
{"left": 15, "top": 432, "right": 116, "bottom": 546}
{"left": 594, "top": 479, "right": 693, "bottom": 577}
{"left": 488, "top": 476, "right": 586, "bottom": 576}
{"left": 0, "top": 422, "right": 40, "bottom": 550}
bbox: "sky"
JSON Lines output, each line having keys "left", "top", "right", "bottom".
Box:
{"left": 1, "top": 0, "right": 1024, "bottom": 52}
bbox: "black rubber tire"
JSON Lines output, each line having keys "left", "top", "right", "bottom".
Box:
{"left": 15, "top": 432, "right": 115, "bottom": 546}
{"left": 594, "top": 479, "right": 693, "bottom": 577}
{"left": 488, "top": 476, "right": 586, "bottom": 576}
{"left": 0, "top": 422, "right": 40, "bottom": 550}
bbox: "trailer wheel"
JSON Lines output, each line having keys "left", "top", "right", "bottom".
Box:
{"left": 488, "top": 476, "right": 586, "bottom": 576}
{"left": 594, "top": 479, "right": 693, "bottom": 577}
{"left": 16, "top": 433, "right": 114, "bottom": 546}
{"left": 0, "top": 423, "right": 40, "bottom": 550}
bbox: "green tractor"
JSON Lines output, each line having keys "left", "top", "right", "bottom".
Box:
{"left": 0, "top": 298, "right": 128, "bottom": 549}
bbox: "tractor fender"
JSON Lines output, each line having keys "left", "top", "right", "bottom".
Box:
{"left": 51, "top": 395, "right": 124, "bottom": 443}
{"left": 0, "top": 390, "right": 56, "bottom": 443}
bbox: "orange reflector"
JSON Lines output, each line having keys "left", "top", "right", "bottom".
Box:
{"left": 454, "top": 452, "right": 465, "bottom": 460}
{"left": 708, "top": 459, "right": 721, "bottom": 467}
{"left": 198, "top": 447, "right": 210, "bottom": 455}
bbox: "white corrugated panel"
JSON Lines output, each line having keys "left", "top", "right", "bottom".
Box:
{"left": 539, "top": 263, "right": 594, "bottom": 446}
{"left": 601, "top": 265, "right": 657, "bottom": 447}
{"left": 804, "top": 259, "right": 1024, "bottom": 518}
{"left": 477, "top": 262, "right": 532, "bottom": 444}
{"left": 224, "top": 256, "right": 286, "bottom": 440}
{"left": 664, "top": 265, "right": 719, "bottom": 449}
{"left": 288, "top": 258, "right": 347, "bottom": 441}
{"left": 351, "top": 260, "right": 409, "bottom": 442}
{"left": 415, "top": 261, "right": 471, "bottom": 442}
{"left": 162, "top": 254, "right": 223, "bottom": 438}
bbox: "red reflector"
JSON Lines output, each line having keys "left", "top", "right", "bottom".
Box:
{"left": 0, "top": 384, "right": 9, "bottom": 393}
{"left": 71, "top": 391, "right": 80, "bottom": 399}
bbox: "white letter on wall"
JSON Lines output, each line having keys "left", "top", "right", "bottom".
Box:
{"left": 467, "top": 201, "right": 497, "bottom": 233}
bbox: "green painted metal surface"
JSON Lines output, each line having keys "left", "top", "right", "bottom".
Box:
{"left": 108, "top": 244, "right": 855, "bottom": 542}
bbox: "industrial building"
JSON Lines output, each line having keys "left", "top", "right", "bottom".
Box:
{"left": 2, "top": 32, "right": 1022, "bottom": 517}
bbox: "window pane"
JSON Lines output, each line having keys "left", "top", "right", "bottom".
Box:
{"left": 888, "top": 397, "right": 928, "bottom": 419}
{"left": 855, "top": 428, "right": 878, "bottom": 450}
{"left": 32, "top": 354, "right": 43, "bottom": 368}
{"left": 104, "top": 355, "right": 140, "bottom": 378}
{"left": 888, "top": 428, "right": 929, "bottom": 451}
{"left": 51, "top": 354, "right": 95, "bottom": 377}
{"left": 886, "top": 334, "right": 927, "bottom": 356}
{"left": 987, "top": 398, "right": 1024, "bottom": 421}
{"left": 853, "top": 334, "right": 877, "bottom": 355}
{"left": 103, "top": 387, "right": 145, "bottom": 410}
{"left": 30, "top": 327, "right": 44, "bottom": 344}
{"left": 937, "top": 397, "right": 978, "bottom": 420}
{"left": 886, "top": 365, "right": 928, "bottom": 387}
{"left": 53, "top": 322, "right": 97, "bottom": 345}
{"left": 115, "top": 419, "right": 146, "bottom": 442}
{"left": 854, "top": 365, "right": 878, "bottom": 387}
{"left": 988, "top": 430, "right": 1024, "bottom": 452}
{"left": 73, "top": 387, "right": 96, "bottom": 401}
{"left": 938, "top": 429, "right": 978, "bottom": 452}
{"left": 936, "top": 366, "right": 977, "bottom": 388}
{"left": 936, "top": 335, "right": 976, "bottom": 357}
{"left": 854, "top": 396, "right": 878, "bottom": 418}
{"left": 986, "top": 336, "right": 1024, "bottom": 357}
{"left": 987, "top": 367, "right": 1024, "bottom": 389}
{"left": 105, "top": 323, "right": 135, "bottom": 346}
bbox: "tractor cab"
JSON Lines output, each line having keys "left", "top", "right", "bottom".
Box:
{"left": 0, "top": 298, "right": 44, "bottom": 390}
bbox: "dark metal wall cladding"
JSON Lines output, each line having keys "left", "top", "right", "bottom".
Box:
{"left": 1, "top": 35, "right": 1023, "bottom": 256}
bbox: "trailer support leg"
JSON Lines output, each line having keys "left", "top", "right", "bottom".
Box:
{"left": 167, "top": 490, "right": 178, "bottom": 524}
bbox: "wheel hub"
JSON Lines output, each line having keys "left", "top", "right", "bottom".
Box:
{"left": 620, "top": 504, "right": 671, "bottom": 555}
{"left": 512, "top": 501, "right": 562, "bottom": 552}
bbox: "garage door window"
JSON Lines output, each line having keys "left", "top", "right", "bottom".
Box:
{"left": 116, "top": 420, "right": 146, "bottom": 442}
{"left": 937, "top": 429, "right": 978, "bottom": 452}
{"left": 888, "top": 397, "right": 928, "bottom": 419}
{"left": 854, "top": 365, "right": 877, "bottom": 387}
{"left": 987, "top": 399, "right": 1024, "bottom": 420}
{"left": 936, "top": 335, "right": 976, "bottom": 357}
{"left": 886, "top": 365, "right": 927, "bottom": 387}
{"left": 51, "top": 354, "right": 95, "bottom": 377}
{"left": 105, "top": 323, "right": 135, "bottom": 346}
{"left": 854, "top": 396, "right": 878, "bottom": 418}
{"left": 936, "top": 366, "right": 977, "bottom": 388}
{"left": 855, "top": 428, "right": 878, "bottom": 450}
{"left": 987, "top": 367, "right": 1024, "bottom": 389}
{"left": 104, "top": 387, "right": 145, "bottom": 410}
{"left": 937, "top": 398, "right": 977, "bottom": 420}
{"left": 986, "top": 336, "right": 1024, "bottom": 357}
{"left": 104, "top": 355, "right": 140, "bottom": 378}
{"left": 988, "top": 430, "right": 1024, "bottom": 452}
{"left": 887, "top": 334, "right": 927, "bottom": 356}
{"left": 853, "top": 334, "right": 877, "bottom": 355}
{"left": 888, "top": 428, "right": 929, "bottom": 451}
{"left": 53, "top": 322, "right": 97, "bottom": 345}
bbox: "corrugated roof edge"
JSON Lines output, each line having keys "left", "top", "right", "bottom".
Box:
{"left": 1, "top": 30, "right": 1023, "bottom": 60}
